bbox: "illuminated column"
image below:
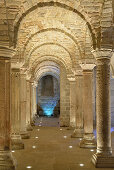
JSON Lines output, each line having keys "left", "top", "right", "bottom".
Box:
{"left": 20, "top": 71, "right": 30, "bottom": 139}
{"left": 67, "top": 75, "right": 76, "bottom": 129}
{"left": 0, "top": 47, "right": 16, "bottom": 169}
{"left": 79, "top": 64, "right": 96, "bottom": 148}
{"left": 91, "top": 49, "right": 114, "bottom": 168}
{"left": 71, "top": 70, "right": 84, "bottom": 138}
{"left": 26, "top": 77, "right": 33, "bottom": 131}
{"left": 11, "top": 66, "right": 24, "bottom": 150}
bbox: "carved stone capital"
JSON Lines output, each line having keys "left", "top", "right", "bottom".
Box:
{"left": 0, "top": 46, "right": 15, "bottom": 58}
{"left": 67, "top": 74, "right": 75, "bottom": 82}
{"left": 80, "top": 64, "right": 96, "bottom": 72}
{"left": 91, "top": 49, "right": 113, "bottom": 60}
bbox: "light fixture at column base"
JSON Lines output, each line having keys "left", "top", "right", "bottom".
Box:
{"left": 21, "top": 131, "right": 30, "bottom": 139}
{"left": 92, "top": 153, "right": 114, "bottom": 168}
{"left": 0, "top": 151, "right": 16, "bottom": 170}
{"left": 11, "top": 135, "right": 24, "bottom": 150}
{"left": 71, "top": 128, "right": 83, "bottom": 138}
{"left": 79, "top": 134, "right": 96, "bottom": 148}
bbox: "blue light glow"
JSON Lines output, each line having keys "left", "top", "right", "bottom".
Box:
{"left": 40, "top": 97, "right": 58, "bottom": 116}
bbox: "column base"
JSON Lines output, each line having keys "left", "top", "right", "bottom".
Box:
{"left": 0, "top": 151, "right": 16, "bottom": 170}
{"left": 21, "top": 131, "right": 30, "bottom": 139}
{"left": 31, "top": 121, "right": 35, "bottom": 127}
{"left": 79, "top": 133, "right": 96, "bottom": 148}
{"left": 71, "top": 128, "right": 84, "bottom": 138}
{"left": 11, "top": 135, "right": 24, "bottom": 150}
{"left": 92, "top": 153, "right": 114, "bottom": 168}
{"left": 26, "top": 124, "right": 33, "bottom": 131}
{"left": 67, "top": 126, "right": 75, "bottom": 130}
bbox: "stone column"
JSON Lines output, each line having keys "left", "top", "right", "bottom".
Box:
{"left": 67, "top": 75, "right": 76, "bottom": 129}
{"left": 0, "top": 47, "right": 16, "bottom": 169}
{"left": 30, "top": 81, "right": 35, "bottom": 126}
{"left": 26, "top": 79, "right": 33, "bottom": 131}
{"left": 79, "top": 64, "right": 96, "bottom": 148}
{"left": 91, "top": 49, "right": 114, "bottom": 168}
{"left": 10, "top": 67, "right": 24, "bottom": 150}
{"left": 20, "top": 71, "right": 30, "bottom": 139}
{"left": 71, "top": 70, "right": 84, "bottom": 138}
{"left": 33, "top": 82, "right": 37, "bottom": 117}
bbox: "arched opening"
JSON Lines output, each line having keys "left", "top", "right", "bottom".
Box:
{"left": 37, "top": 74, "right": 60, "bottom": 117}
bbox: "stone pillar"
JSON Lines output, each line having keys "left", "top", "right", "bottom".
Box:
{"left": 91, "top": 49, "right": 114, "bottom": 168}
{"left": 33, "top": 82, "right": 37, "bottom": 117}
{"left": 0, "top": 47, "right": 16, "bottom": 169}
{"left": 10, "top": 67, "right": 24, "bottom": 150}
{"left": 26, "top": 79, "right": 33, "bottom": 131}
{"left": 67, "top": 75, "right": 76, "bottom": 129}
{"left": 79, "top": 64, "right": 96, "bottom": 148}
{"left": 71, "top": 70, "right": 84, "bottom": 138}
{"left": 20, "top": 71, "right": 30, "bottom": 139}
{"left": 30, "top": 81, "right": 35, "bottom": 126}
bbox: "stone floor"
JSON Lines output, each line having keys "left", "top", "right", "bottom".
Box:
{"left": 12, "top": 117, "right": 114, "bottom": 170}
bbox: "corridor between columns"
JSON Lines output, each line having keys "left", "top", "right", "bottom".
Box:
{"left": 11, "top": 117, "right": 114, "bottom": 170}
{"left": 0, "top": 0, "right": 114, "bottom": 169}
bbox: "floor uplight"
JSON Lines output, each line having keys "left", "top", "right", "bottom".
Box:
{"left": 63, "top": 136, "right": 67, "bottom": 139}
{"left": 32, "top": 146, "right": 36, "bottom": 149}
{"left": 35, "top": 137, "right": 38, "bottom": 139}
{"left": 90, "top": 149, "right": 94, "bottom": 152}
{"left": 26, "top": 166, "right": 32, "bottom": 169}
{"left": 37, "top": 129, "right": 40, "bottom": 131}
{"left": 69, "top": 146, "right": 73, "bottom": 148}
{"left": 11, "top": 150, "right": 15, "bottom": 153}
{"left": 60, "top": 129, "right": 62, "bottom": 131}
{"left": 79, "top": 164, "right": 84, "bottom": 167}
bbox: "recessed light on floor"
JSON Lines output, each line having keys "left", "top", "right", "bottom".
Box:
{"left": 35, "top": 137, "right": 38, "bottom": 139}
{"left": 40, "top": 122, "right": 42, "bottom": 124}
{"left": 60, "top": 129, "right": 62, "bottom": 131}
{"left": 39, "top": 125, "right": 41, "bottom": 127}
{"left": 79, "top": 138, "right": 82, "bottom": 140}
{"left": 11, "top": 150, "right": 15, "bottom": 153}
{"left": 37, "top": 129, "right": 40, "bottom": 131}
{"left": 32, "top": 146, "right": 36, "bottom": 149}
{"left": 90, "top": 149, "right": 94, "bottom": 152}
{"left": 63, "top": 136, "right": 67, "bottom": 138}
{"left": 26, "top": 166, "right": 32, "bottom": 169}
{"left": 69, "top": 146, "right": 73, "bottom": 148}
{"left": 79, "top": 164, "right": 84, "bottom": 167}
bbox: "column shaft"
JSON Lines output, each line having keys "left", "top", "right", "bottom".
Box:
{"left": 92, "top": 49, "right": 114, "bottom": 168}
{"left": 71, "top": 73, "right": 84, "bottom": 137}
{"left": 26, "top": 80, "right": 33, "bottom": 131}
{"left": 80, "top": 65, "right": 96, "bottom": 148}
{"left": 67, "top": 78, "right": 76, "bottom": 129}
{"left": 20, "top": 73, "right": 30, "bottom": 139}
{"left": 0, "top": 54, "right": 16, "bottom": 169}
{"left": 11, "top": 68, "right": 24, "bottom": 149}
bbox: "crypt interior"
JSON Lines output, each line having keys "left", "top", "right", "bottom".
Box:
{"left": 0, "top": 0, "right": 114, "bottom": 169}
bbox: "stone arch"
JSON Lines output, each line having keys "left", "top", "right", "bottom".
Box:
{"left": 23, "top": 28, "right": 82, "bottom": 58}
{"left": 13, "top": 1, "right": 96, "bottom": 49}
{"left": 28, "top": 42, "right": 73, "bottom": 63}
{"left": 30, "top": 55, "right": 71, "bottom": 75}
